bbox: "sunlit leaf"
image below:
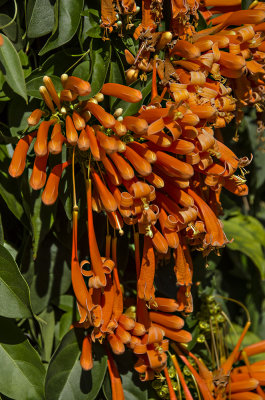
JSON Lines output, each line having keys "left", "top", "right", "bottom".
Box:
{"left": 223, "top": 213, "right": 265, "bottom": 279}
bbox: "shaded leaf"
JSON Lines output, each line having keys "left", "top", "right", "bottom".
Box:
{"left": 27, "top": 0, "right": 55, "bottom": 38}
{"left": 45, "top": 329, "right": 107, "bottom": 400}
{"left": 0, "top": 317, "right": 45, "bottom": 400}
{"left": 21, "top": 234, "right": 71, "bottom": 314}
{"left": 0, "top": 243, "right": 33, "bottom": 318}
{"left": 0, "top": 34, "right": 27, "bottom": 101}
{"left": 39, "top": 0, "right": 84, "bottom": 56}
{"left": 72, "top": 60, "right": 91, "bottom": 82}
{"left": 241, "top": 0, "right": 253, "bottom": 9}
{"left": 39, "top": 307, "right": 55, "bottom": 362}
{"left": 0, "top": 14, "right": 22, "bottom": 50}
{"left": 89, "top": 39, "right": 111, "bottom": 98}
{"left": 197, "top": 11, "right": 208, "bottom": 31}
{"left": 223, "top": 213, "right": 265, "bottom": 279}
{"left": 83, "top": 8, "right": 101, "bottom": 38}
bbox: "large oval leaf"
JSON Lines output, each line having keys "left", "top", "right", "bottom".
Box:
{"left": 39, "top": 0, "right": 84, "bottom": 56}
{"left": 0, "top": 317, "right": 45, "bottom": 400}
{"left": 223, "top": 213, "right": 265, "bottom": 279}
{"left": 45, "top": 329, "right": 107, "bottom": 400}
{"left": 0, "top": 243, "right": 33, "bottom": 318}
{"left": 27, "top": 0, "right": 55, "bottom": 38}
{"left": 0, "top": 34, "right": 27, "bottom": 101}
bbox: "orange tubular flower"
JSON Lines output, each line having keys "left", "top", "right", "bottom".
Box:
{"left": 137, "top": 236, "right": 156, "bottom": 302}
{"left": 34, "top": 120, "right": 54, "bottom": 157}
{"left": 83, "top": 102, "right": 115, "bottom": 128}
{"left": 9, "top": 131, "right": 37, "bottom": 177}
{"left": 42, "top": 160, "right": 71, "bottom": 205}
{"left": 86, "top": 178, "right": 107, "bottom": 288}
{"left": 80, "top": 335, "right": 93, "bottom": 371}
{"left": 29, "top": 153, "right": 49, "bottom": 190}
{"left": 106, "top": 349, "right": 125, "bottom": 400}
{"left": 100, "top": 83, "right": 142, "bottom": 103}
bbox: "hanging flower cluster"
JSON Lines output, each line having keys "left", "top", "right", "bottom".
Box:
{"left": 8, "top": 0, "right": 265, "bottom": 398}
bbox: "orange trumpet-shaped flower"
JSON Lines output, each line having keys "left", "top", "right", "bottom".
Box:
{"left": 149, "top": 311, "right": 184, "bottom": 330}
{"left": 29, "top": 153, "right": 49, "bottom": 190}
{"left": 124, "top": 146, "right": 152, "bottom": 176}
{"left": 27, "top": 109, "right": 43, "bottom": 126}
{"left": 156, "top": 151, "right": 194, "bottom": 179}
{"left": 100, "top": 83, "right": 142, "bottom": 103}
{"left": 137, "top": 236, "right": 156, "bottom": 302}
{"left": 106, "top": 349, "right": 125, "bottom": 400}
{"left": 227, "top": 378, "right": 259, "bottom": 393}
{"left": 107, "top": 333, "right": 125, "bottom": 355}
{"left": 170, "top": 40, "right": 201, "bottom": 59}
{"left": 34, "top": 120, "right": 54, "bottom": 157}
{"left": 83, "top": 102, "right": 115, "bottom": 128}
{"left": 80, "top": 335, "right": 93, "bottom": 371}
{"left": 123, "top": 116, "right": 148, "bottom": 134}
{"left": 65, "top": 115, "right": 78, "bottom": 144}
{"left": 43, "top": 76, "right": 61, "bottom": 110}
{"left": 72, "top": 111, "right": 85, "bottom": 131}
{"left": 77, "top": 128, "right": 90, "bottom": 151}
{"left": 86, "top": 178, "right": 107, "bottom": 288}
{"left": 42, "top": 160, "right": 71, "bottom": 205}
{"left": 63, "top": 76, "right": 91, "bottom": 96}
{"left": 151, "top": 297, "right": 180, "bottom": 313}
{"left": 91, "top": 170, "right": 117, "bottom": 212}
{"left": 85, "top": 126, "right": 100, "bottom": 161}
{"left": 9, "top": 131, "right": 37, "bottom": 178}
{"left": 48, "top": 123, "right": 66, "bottom": 155}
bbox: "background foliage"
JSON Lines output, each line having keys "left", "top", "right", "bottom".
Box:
{"left": 0, "top": 0, "right": 265, "bottom": 399}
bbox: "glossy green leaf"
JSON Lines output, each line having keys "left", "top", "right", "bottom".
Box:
{"left": 111, "top": 74, "right": 152, "bottom": 116}
{"left": 83, "top": 9, "right": 101, "bottom": 38}
{"left": 72, "top": 60, "right": 91, "bottom": 82}
{"left": 104, "top": 352, "right": 148, "bottom": 400}
{"left": 0, "top": 34, "right": 27, "bottom": 101}
{"left": 0, "top": 243, "right": 33, "bottom": 318}
{"left": 223, "top": 213, "right": 265, "bottom": 279}
{"left": 108, "top": 51, "right": 125, "bottom": 108}
{"left": 27, "top": 0, "right": 55, "bottom": 38}
{"left": 39, "top": 0, "right": 84, "bottom": 56}
{"left": 45, "top": 329, "right": 107, "bottom": 400}
{"left": 0, "top": 317, "right": 45, "bottom": 400}
{"left": 89, "top": 39, "right": 111, "bottom": 98}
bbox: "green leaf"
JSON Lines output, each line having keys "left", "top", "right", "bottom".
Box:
{"left": 104, "top": 351, "right": 148, "bottom": 400}
{"left": 197, "top": 11, "right": 208, "bottom": 31}
{"left": 40, "top": 49, "right": 78, "bottom": 76}
{"left": 39, "top": 307, "right": 55, "bottom": 362}
{"left": 223, "top": 213, "right": 265, "bottom": 279}
{"left": 83, "top": 9, "right": 102, "bottom": 38}
{"left": 0, "top": 243, "right": 33, "bottom": 318}
{"left": 21, "top": 181, "right": 57, "bottom": 259}
{"left": 21, "top": 234, "right": 71, "bottom": 314}
{"left": 89, "top": 39, "right": 111, "bottom": 98}
{"left": 245, "top": 114, "right": 265, "bottom": 189}
{"left": 26, "top": 74, "right": 62, "bottom": 99}
{"left": 108, "top": 51, "right": 126, "bottom": 108}
{"left": 0, "top": 34, "right": 27, "bottom": 101}
{"left": 45, "top": 329, "right": 107, "bottom": 400}
{"left": 39, "top": 0, "right": 84, "bottom": 56}
{"left": 27, "top": 0, "right": 55, "bottom": 38}
{"left": 72, "top": 60, "right": 91, "bottom": 82}
{"left": 0, "top": 13, "right": 22, "bottom": 51}
{"left": 241, "top": 0, "right": 253, "bottom": 9}
{"left": 0, "top": 317, "right": 45, "bottom": 400}
{"left": 111, "top": 74, "right": 152, "bottom": 116}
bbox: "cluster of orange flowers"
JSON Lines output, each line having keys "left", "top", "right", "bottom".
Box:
{"left": 8, "top": 0, "right": 265, "bottom": 399}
